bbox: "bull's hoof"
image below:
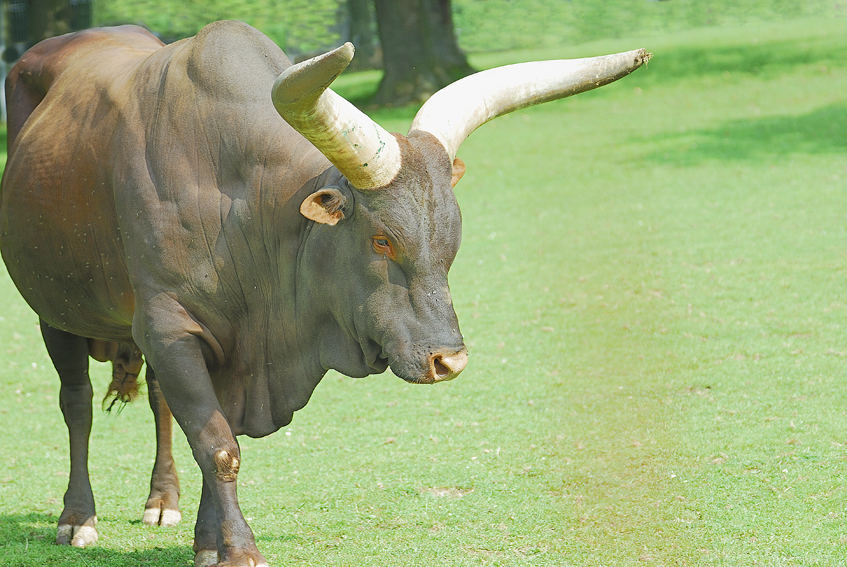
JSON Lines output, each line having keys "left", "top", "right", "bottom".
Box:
{"left": 195, "top": 548, "right": 269, "bottom": 567}
{"left": 142, "top": 504, "right": 182, "bottom": 526}
{"left": 218, "top": 557, "right": 269, "bottom": 567}
{"left": 144, "top": 482, "right": 180, "bottom": 526}
{"left": 56, "top": 518, "right": 98, "bottom": 547}
{"left": 194, "top": 549, "right": 218, "bottom": 567}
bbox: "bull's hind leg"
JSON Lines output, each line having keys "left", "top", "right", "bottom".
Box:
{"left": 39, "top": 320, "right": 99, "bottom": 547}
{"left": 142, "top": 366, "right": 182, "bottom": 526}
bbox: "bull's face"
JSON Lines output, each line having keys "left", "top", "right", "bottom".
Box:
{"left": 299, "top": 133, "right": 468, "bottom": 384}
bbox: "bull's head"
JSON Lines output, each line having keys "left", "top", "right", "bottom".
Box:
{"left": 272, "top": 44, "right": 650, "bottom": 384}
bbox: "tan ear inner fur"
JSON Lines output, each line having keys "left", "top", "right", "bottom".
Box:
{"left": 450, "top": 158, "right": 466, "bottom": 188}
{"left": 300, "top": 188, "right": 345, "bottom": 226}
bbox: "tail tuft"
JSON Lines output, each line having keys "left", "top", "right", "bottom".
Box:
{"left": 99, "top": 343, "right": 144, "bottom": 413}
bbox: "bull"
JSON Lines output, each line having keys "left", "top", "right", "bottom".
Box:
{"left": 0, "top": 20, "right": 649, "bottom": 567}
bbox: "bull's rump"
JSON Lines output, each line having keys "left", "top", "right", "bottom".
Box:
{"left": 0, "top": 27, "right": 163, "bottom": 340}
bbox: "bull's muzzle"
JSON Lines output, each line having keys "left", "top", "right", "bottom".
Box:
{"left": 428, "top": 348, "right": 468, "bottom": 383}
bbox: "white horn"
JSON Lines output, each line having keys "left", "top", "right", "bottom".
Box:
{"left": 409, "top": 49, "right": 651, "bottom": 161}
{"left": 272, "top": 43, "right": 401, "bottom": 190}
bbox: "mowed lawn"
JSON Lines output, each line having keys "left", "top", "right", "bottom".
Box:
{"left": 1, "top": 15, "right": 846, "bottom": 567}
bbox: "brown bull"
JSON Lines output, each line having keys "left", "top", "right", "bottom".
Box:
{"left": 0, "top": 20, "right": 648, "bottom": 566}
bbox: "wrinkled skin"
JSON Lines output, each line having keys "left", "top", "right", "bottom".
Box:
{"left": 0, "top": 21, "right": 465, "bottom": 566}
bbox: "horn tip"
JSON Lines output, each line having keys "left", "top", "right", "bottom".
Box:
{"left": 333, "top": 42, "right": 355, "bottom": 65}
{"left": 635, "top": 49, "right": 653, "bottom": 66}
{"left": 272, "top": 43, "right": 356, "bottom": 108}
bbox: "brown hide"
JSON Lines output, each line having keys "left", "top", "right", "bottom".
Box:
{"left": 1, "top": 27, "right": 162, "bottom": 339}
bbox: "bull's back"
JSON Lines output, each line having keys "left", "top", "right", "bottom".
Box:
{"left": 0, "top": 27, "right": 163, "bottom": 340}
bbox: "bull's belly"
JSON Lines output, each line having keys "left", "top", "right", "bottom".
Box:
{"left": 0, "top": 173, "right": 136, "bottom": 342}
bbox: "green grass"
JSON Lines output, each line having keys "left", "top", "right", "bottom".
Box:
{"left": 93, "top": 0, "right": 846, "bottom": 58}
{"left": 452, "top": 0, "right": 845, "bottom": 53}
{"left": 2, "top": 11, "right": 847, "bottom": 567}
{"left": 95, "top": 0, "right": 342, "bottom": 51}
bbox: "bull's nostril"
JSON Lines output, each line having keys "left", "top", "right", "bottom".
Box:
{"left": 428, "top": 348, "right": 468, "bottom": 382}
{"left": 433, "top": 356, "right": 450, "bottom": 378}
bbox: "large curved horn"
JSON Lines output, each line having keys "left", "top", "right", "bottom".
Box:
{"left": 409, "top": 49, "right": 651, "bottom": 161}
{"left": 272, "top": 43, "right": 401, "bottom": 190}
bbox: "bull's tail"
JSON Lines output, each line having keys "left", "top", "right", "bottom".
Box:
{"left": 89, "top": 339, "right": 144, "bottom": 412}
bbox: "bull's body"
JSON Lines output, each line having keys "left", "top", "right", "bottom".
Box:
{"left": 1, "top": 20, "right": 648, "bottom": 566}
{"left": 4, "top": 22, "right": 336, "bottom": 436}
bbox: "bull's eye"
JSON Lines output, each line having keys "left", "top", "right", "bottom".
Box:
{"left": 372, "top": 235, "right": 395, "bottom": 259}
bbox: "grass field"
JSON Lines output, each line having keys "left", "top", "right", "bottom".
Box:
{"left": 1, "top": 7, "right": 847, "bottom": 567}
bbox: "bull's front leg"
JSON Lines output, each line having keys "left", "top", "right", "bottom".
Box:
{"left": 142, "top": 366, "right": 182, "bottom": 527}
{"left": 193, "top": 476, "right": 222, "bottom": 567}
{"left": 134, "top": 301, "right": 267, "bottom": 567}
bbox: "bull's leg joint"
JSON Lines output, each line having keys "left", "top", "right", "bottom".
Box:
{"left": 213, "top": 449, "right": 240, "bottom": 482}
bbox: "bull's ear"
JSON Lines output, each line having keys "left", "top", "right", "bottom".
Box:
{"left": 450, "top": 157, "right": 466, "bottom": 188}
{"left": 300, "top": 187, "right": 347, "bottom": 226}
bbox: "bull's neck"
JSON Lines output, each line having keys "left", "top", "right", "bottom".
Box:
{"left": 240, "top": 155, "right": 336, "bottom": 370}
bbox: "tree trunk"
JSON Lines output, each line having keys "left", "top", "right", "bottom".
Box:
{"left": 30, "top": 0, "right": 93, "bottom": 41}
{"left": 373, "top": 0, "right": 473, "bottom": 106}
{"left": 346, "top": 0, "right": 381, "bottom": 70}
{"left": 7, "top": 0, "right": 92, "bottom": 46}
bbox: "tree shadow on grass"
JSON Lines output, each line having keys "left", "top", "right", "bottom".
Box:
{"left": 642, "top": 103, "right": 847, "bottom": 166}
{"left": 0, "top": 512, "right": 192, "bottom": 566}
